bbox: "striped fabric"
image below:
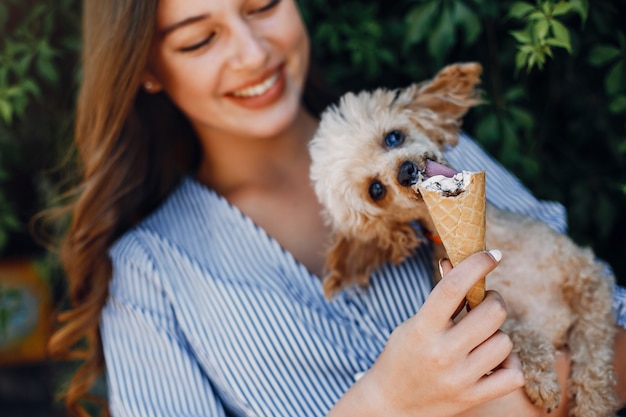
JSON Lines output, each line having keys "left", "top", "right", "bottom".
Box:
{"left": 101, "top": 133, "right": 626, "bottom": 417}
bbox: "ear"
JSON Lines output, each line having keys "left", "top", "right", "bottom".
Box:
{"left": 140, "top": 69, "right": 164, "bottom": 94}
{"left": 404, "top": 62, "right": 483, "bottom": 148}
{"left": 322, "top": 232, "right": 388, "bottom": 299}
{"left": 322, "top": 222, "right": 422, "bottom": 299}
{"left": 414, "top": 62, "right": 483, "bottom": 118}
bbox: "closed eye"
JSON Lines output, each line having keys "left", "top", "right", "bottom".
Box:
{"left": 250, "top": 0, "right": 282, "bottom": 15}
{"left": 179, "top": 33, "right": 216, "bottom": 52}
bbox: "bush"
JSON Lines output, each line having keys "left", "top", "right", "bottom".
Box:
{"left": 0, "top": 0, "right": 80, "bottom": 257}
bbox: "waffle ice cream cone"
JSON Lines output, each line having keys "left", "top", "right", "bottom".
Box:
{"left": 416, "top": 170, "right": 487, "bottom": 308}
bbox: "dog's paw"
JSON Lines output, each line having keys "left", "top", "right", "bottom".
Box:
{"left": 523, "top": 368, "right": 561, "bottom": 412}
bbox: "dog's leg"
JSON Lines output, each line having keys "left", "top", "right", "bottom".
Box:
{"left": 562, "top": 251, "right": 618, "bottom": 417}
{"left": 502, "top": 318, "right": 562, "bottom": 412}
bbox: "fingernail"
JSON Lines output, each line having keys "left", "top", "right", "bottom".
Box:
{"left": 487, "top": 249, "right": 502, "bottom": 263}
{"left": 438, "top": 259, "right": 445, "bottom": 277}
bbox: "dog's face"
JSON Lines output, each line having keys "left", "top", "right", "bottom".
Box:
{"left": 309, "top": 62, "right": 483, "bottom": 297}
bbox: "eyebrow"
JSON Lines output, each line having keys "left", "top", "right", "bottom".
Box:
{"left": 159, "top": 14, "right": 210, "bottom": 37}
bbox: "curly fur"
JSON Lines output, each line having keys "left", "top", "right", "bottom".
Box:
{"left": 309, "top": 62, "right": 618, "bottom": 416}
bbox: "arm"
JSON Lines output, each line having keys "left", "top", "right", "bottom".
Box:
{"left": 101, "top": 237, "right": 227, "bottom": 417}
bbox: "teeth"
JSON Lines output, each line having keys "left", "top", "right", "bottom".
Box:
{"left": 232, "top": 71, "right": 279, "bottom": 98}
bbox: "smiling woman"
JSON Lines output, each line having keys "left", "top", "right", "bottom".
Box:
{"left": 47, "top": 0, "right": 626, "bottom": 416}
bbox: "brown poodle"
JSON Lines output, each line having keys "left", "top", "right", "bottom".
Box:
{"left": 309, "top": 62, "right": 618, "bottom": 416}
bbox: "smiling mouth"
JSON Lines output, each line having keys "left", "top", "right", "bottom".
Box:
{"left": 231, "top": 70, "right": 281, "bottom": 98}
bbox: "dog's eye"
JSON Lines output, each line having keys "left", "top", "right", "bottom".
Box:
{"left": 384, "top": 130, "right": 405, "bottom": 148}
{"left": 369, "top": 181, "right": 386, "bottom": 201}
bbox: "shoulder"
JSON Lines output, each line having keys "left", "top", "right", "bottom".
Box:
{"left": 108, "top": 177, "right": 210, "bottom": 276}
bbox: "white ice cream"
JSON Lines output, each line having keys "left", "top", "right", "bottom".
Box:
{"left": 420, "top": 171, "right": 473, "bottom": 196}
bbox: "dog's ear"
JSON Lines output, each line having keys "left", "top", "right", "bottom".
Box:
{"left": 403, "top": 62, "right": 483, "bottom": 148}
{"left": 322, "top": 222, "right": 421, "bottom": 299}
{"left": 322, "top": 232, "right": 384, "bottom": 299}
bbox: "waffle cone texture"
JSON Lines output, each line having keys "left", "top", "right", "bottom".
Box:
{"left": 417, "top": 171, "right": 487, "bottom": 308}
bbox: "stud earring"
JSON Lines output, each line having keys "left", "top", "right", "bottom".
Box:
{"left": 144, "top": 81, "right": 154, "bottom": 91}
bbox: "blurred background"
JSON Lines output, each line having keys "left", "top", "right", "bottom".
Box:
{"left": 1, "top": 0, "right": 625, "bottom": 415}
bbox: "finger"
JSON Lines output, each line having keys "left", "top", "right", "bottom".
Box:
{"left": 449, "top": 290, "right": 508, "bottom": 350}
{"left": 439, "top": 259, "right": 467, "bottom": 319}
{"left": 421, "top": 250, "right": 501, "bottom": 327}
{"left": 468, "top": 354, "right": 525, "bottom": 405}
{"left": 466, "top": 330, "right": 514, "bottom": 378}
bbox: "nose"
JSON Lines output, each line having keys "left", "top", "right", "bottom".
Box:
{"left": 397, "top": 161, "right": 419, "bottom": 186}
{"left": 229, "top": 20, "right": 269, "bottom": 70}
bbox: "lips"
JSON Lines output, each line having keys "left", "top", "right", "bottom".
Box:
{"left": 225, "top": 65, "right": 286, "bottom": 109}
{"left": 231, "top": 70, "right": 280, "bottom": 98}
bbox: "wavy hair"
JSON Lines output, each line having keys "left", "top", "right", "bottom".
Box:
{"left": 48, "top": 1, "right": 338, "bottom": 416}
{"left": 47, "top": 1, "right": 198, "bottom": 415}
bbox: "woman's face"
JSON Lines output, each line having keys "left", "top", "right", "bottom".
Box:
{"left": 145, "top": 0, "right": 310, "bottom": 140}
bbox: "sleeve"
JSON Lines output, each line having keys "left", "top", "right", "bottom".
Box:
{"left": 444, "top": 133, "right": 626, "bottom": 330}
{"left": 614, "top": 285, "right": 626, "bottom": 329}
{"left": 101, "top": 236, "right": 228, "bottom": 417}
{"left": 444, "top": 133, "right": 568, "bottom": 233}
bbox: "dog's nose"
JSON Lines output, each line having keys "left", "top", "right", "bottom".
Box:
{"left": 398, "top": 161, "right": 419, "bottom": 186}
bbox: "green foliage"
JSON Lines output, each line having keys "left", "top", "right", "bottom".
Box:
{"left": 300, "top": 0, "right": 626, "bottom": 283}
{"left": 508, "top": 0, "right": 588, "bottom": 72}
{"left": 0, "top": 0, "right": 80, "bottom": 256}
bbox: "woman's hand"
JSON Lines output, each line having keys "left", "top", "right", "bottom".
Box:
{"left": 455, "top": 349, "right": 571, "bottom": 417}
{"left": 329, "top": 250, "right": 525, "bottom": 417}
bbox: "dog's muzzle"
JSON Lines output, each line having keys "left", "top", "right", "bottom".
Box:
{"left": 398, "top": 161, "right": 420, "bottom": 186}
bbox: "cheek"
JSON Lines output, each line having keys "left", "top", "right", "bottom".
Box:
{"left": 265, "top": 3, "right": 310, "bottom": 77}
{"left": 152, "top": 52, "right": 223, "bottom": 121}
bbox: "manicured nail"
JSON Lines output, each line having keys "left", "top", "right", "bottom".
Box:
{"left": 438, "top": 259, "right": 445, "bottom": 277}
{"left": 488, "top": 249, "right": 502, "bottom": 263}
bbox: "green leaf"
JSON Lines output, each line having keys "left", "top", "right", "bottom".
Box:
{"left": 550, "top": 20, "right": 571, "bottom": 52}
{"left": 508, "top": 106, "right": 535, "bottom": 130}
{"left": 605, "top": 60, "right": 625, "bottom": 96}
{"left": 20, "top": 79, "right": 40, "bottom": 97}
{"left": 588, "top": 45, "right": 621, "bottom": 67}
{"left": 427, "top": 5, "right": 455, "bottom": 63}
{"left": 609, "top": 95, "right": 626, "bottom": 114}
{"left": 515, "top": 49, "right": 531, "bottom": 73}
{"left": 36, "top": 55, "right": 59, "bottom": 83}
{"left": 475, "top": 112, "right": 499, "bottom": 145}
{"left": 453, "top": 1, "right": 482, "bottom": 45}
{"left": 0, "top": 99, "right": 12, "bottom": 125}
{"left": 510, "top": 29, "right": 532, "bottom": 44}
{"left": 503, "top": 86, "right": 527, "bottom": 101}
{"left": 405, "top": 1, "right": 440, "bottom": 45}
{"left": 545, "top": 37, "right": 571, "bottom": 50}
{"left": 528, "top": 11, "right": 546, "bottom": 21}
{"left": 508, "top": 2, "right": 536, "bottom": 19}
{"left": 568, "top": 0, "right": 589, "bottom": 23}
{"left": 552, "top": 2, "right": 574, "bottom": 17}
{"left": 535, "top": 19, "right": 550, "bottom": 39}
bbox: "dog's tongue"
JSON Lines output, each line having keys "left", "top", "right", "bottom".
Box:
{"left": 425, "top": 160, "right": 457, "bottom": 178}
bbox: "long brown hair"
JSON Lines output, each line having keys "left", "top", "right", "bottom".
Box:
{"left": 49, "top": 1, "right": 338, "bottom": 415}
{"left": 48, "top": 1, "right": 197, "bottom": 415}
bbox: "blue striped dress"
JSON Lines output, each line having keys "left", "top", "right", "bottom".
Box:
{"left": 101, "top": 133, "right": 626, "bottom": 417}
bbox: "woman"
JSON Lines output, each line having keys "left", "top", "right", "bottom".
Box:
{"left": 49, "top": 0, "right": 626, "bottom": 416}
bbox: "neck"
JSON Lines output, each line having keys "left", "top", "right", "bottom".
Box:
{"left": 196, "top": 106, "right": 319, "bottom": 196}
